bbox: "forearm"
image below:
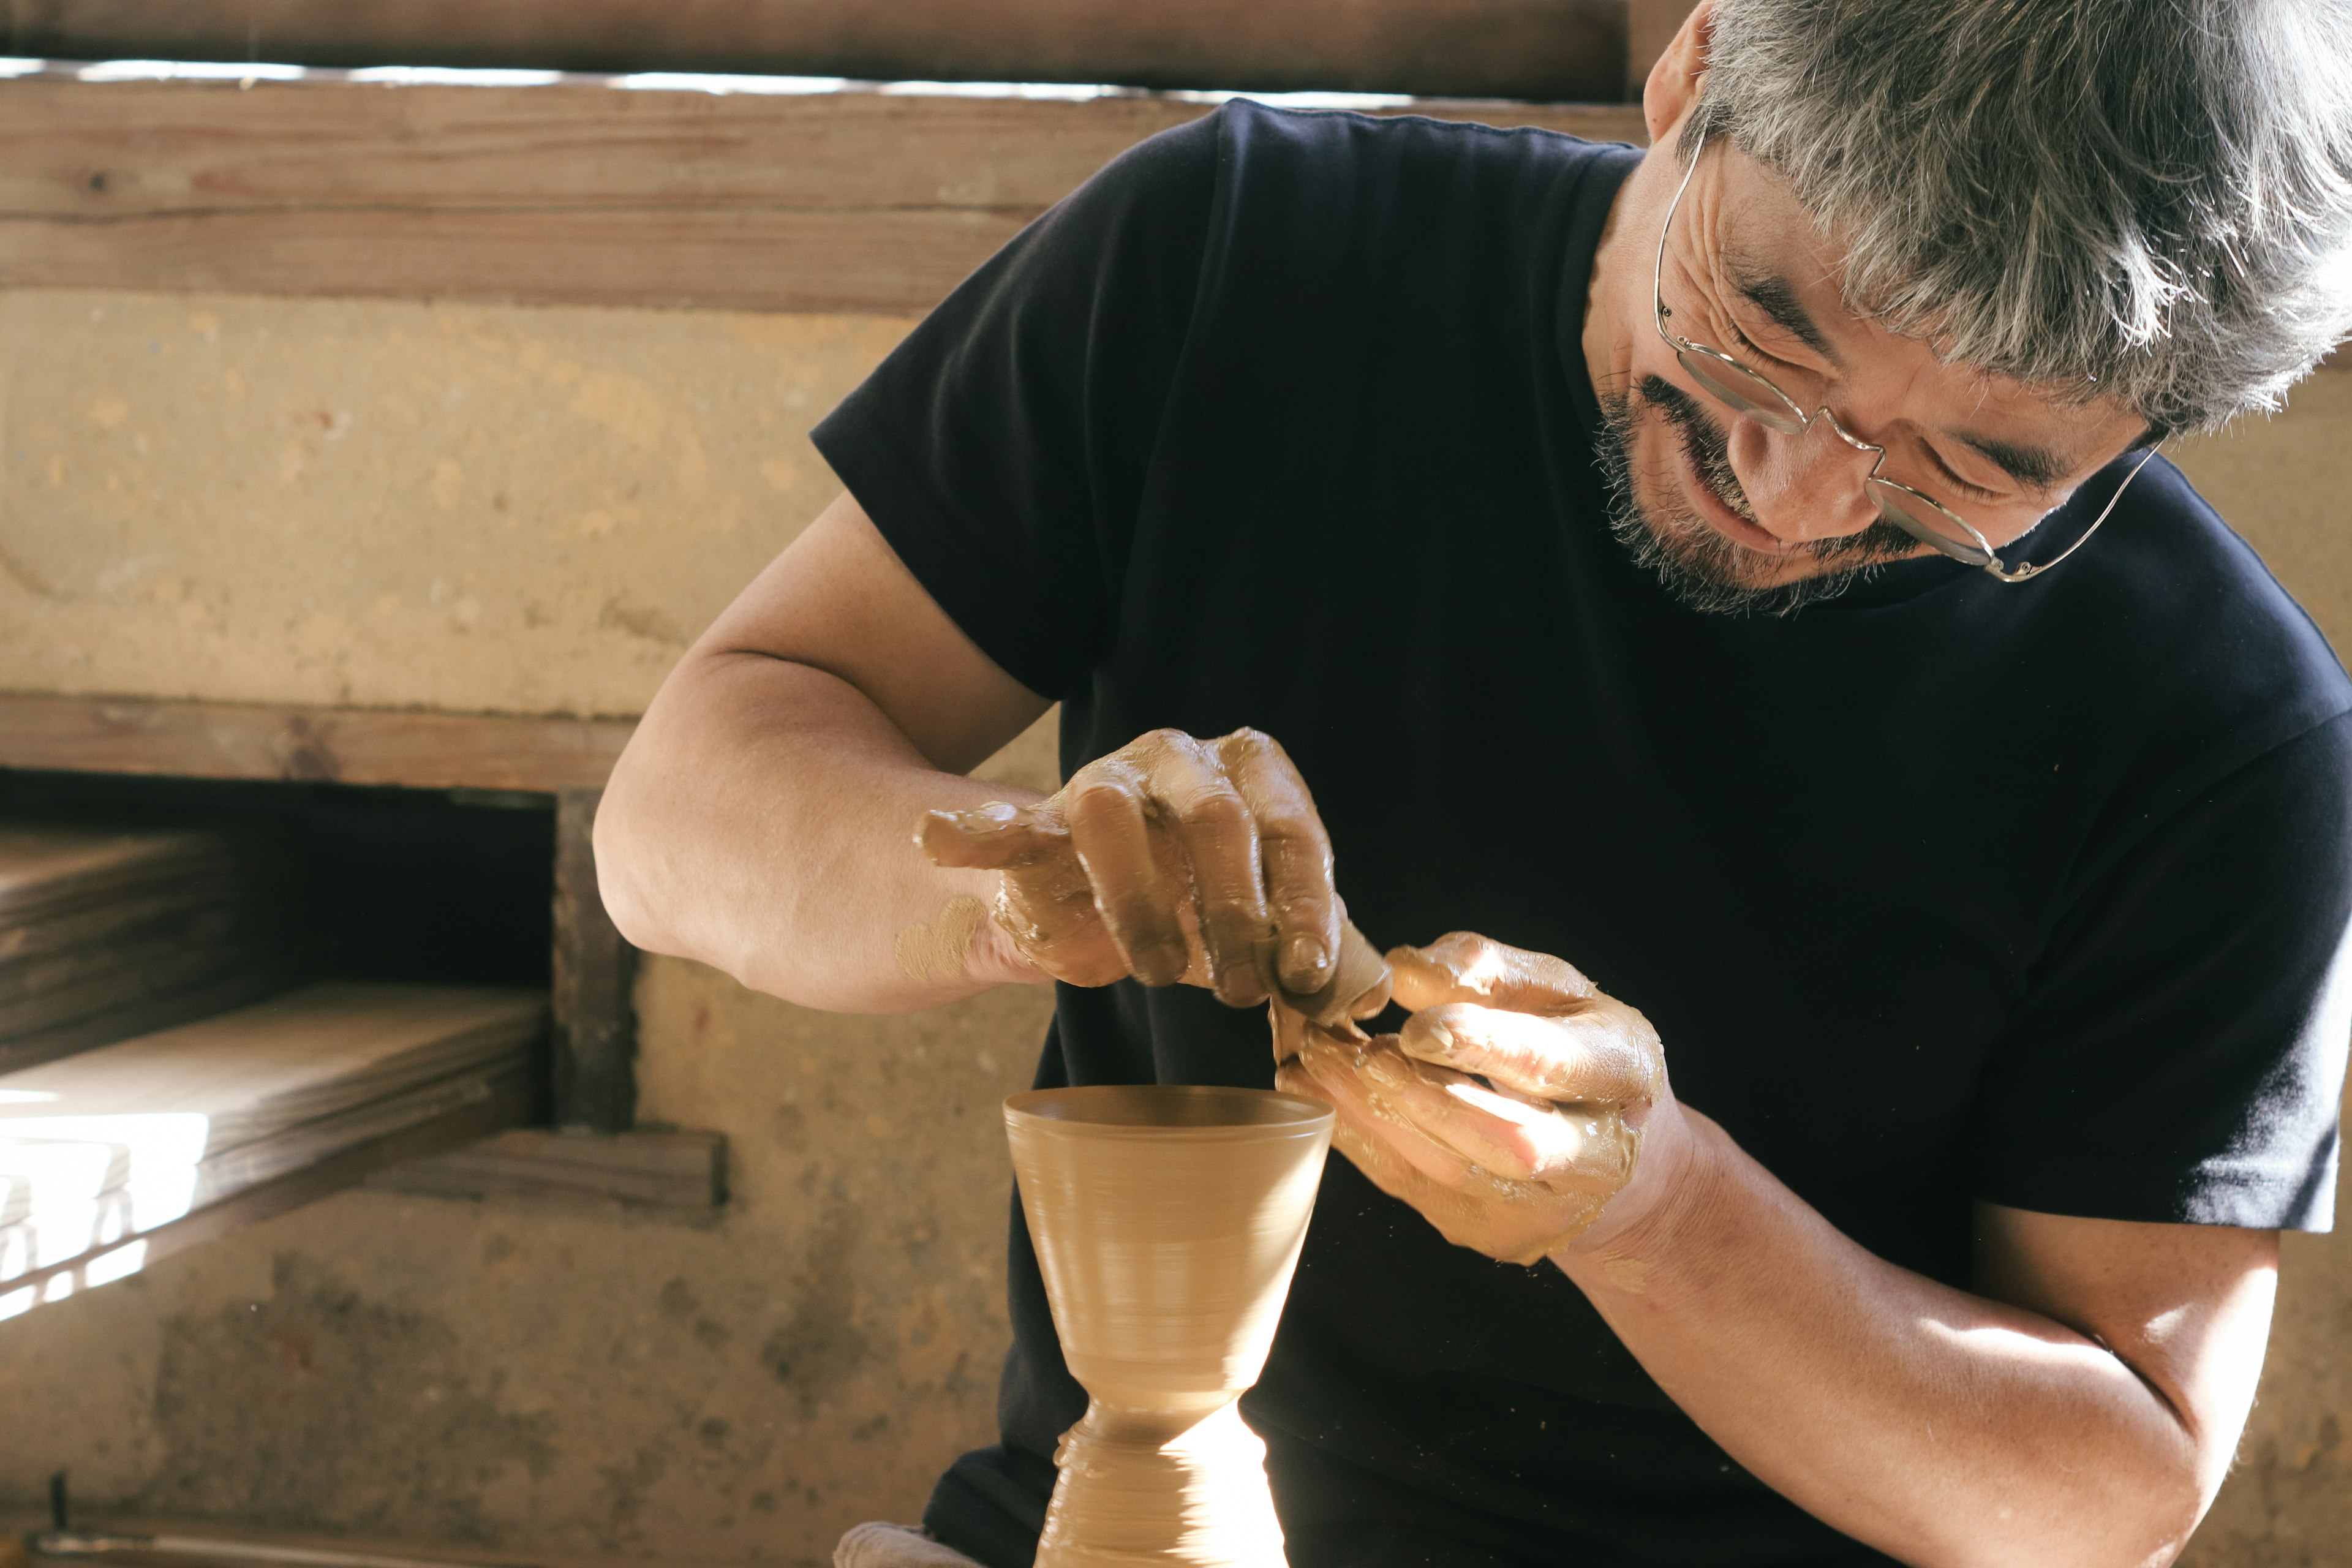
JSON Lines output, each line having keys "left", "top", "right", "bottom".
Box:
{"left": 596, "top": 649, "right": 1044, "bottom": 1011}
{"left": 1556, "top": 1114, "right": 2204, "bottom": 1568}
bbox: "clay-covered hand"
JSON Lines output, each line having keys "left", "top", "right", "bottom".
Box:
{"left": 916, "top": 728, "right": 1343, "bottom": 1006}
{"left": 1276, "top": 931, "right": 1670, "bottom": 1266}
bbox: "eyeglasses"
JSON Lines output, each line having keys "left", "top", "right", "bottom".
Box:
{"left": 1652, "top": 131, "right": 2156, "bottom": 584}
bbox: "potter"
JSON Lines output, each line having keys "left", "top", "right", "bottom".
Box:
{"left": 597, "top": 2, "right": 2352, "bottom": 1564}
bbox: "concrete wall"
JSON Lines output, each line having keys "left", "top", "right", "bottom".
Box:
{"left": 0, "top": 287, "right": 2345, "bottom": 1566}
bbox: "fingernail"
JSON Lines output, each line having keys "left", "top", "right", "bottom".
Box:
{"left": 1284, "top": 934, "right": 1329, "bottom": 981}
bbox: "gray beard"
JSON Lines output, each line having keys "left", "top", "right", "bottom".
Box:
{"left": 1593, "top": 375, "right": 1918, "bottom": 618}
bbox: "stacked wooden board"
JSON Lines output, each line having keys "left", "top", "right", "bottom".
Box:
{"left": 0, "top": 823, "right": 293, "bottom": 1075}
{"left": 0, "top": 982, "right": 545, "bottom": 1317}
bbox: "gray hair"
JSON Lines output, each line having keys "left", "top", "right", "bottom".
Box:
{"left": 1692, "top": 0, "right": 2352, "bottom": 434}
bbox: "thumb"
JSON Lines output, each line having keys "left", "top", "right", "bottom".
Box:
{"left": 915, "top": 801, "right": 1064, "bottom": 870}
{"left": 1387, "top": 931, "right": 1597, "bottom": 1014}
{"left": 1398, "top": 1000, "right": 1661, "bottom": 1106}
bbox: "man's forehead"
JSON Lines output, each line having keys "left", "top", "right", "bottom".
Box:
{"left": 1704, "top": 149, "right": 2143, "bottom": 485}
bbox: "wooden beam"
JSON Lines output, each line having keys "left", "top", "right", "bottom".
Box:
{"left": 0, "top": 69, "right": 1650, "bottom": 314}
{"left": 551, "top": 790, "right": 636, "bottom": 1134}
{"left": 2, "top": 0, "right": 1627, "bottom": 104}
{"left": 0, "top": 692, "right": 633, "bottom": 794}
{"left": 370, "top": 1126, "right": 725, "bottom": 1209}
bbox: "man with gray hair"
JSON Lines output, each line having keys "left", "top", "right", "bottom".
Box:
{"left": 597, "top": 1, "right": 2352, "bottom": 1562}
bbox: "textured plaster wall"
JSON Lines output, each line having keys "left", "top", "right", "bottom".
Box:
{"left": 0, "top": 287, "right": 1052, "bottom": 1564}
{"left": 0, "top": 288, "right": 2346, "bottom": 1566}
{"left": 0, "top": 289, "right": 911, "bottom": 717}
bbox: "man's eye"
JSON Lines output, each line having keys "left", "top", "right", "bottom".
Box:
{"left": 1728, "top": 323, "right": 1796, "bottom": 369}
{"left": 1924, "top": 448, "right": 2008, "bottom": 505}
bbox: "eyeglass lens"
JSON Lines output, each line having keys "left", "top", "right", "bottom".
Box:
{"left": 1864, "top": 481, "right": 1992, "bottom": 564}
{"left": 1676, "top": 350, "right": 1804, "bottom": 435}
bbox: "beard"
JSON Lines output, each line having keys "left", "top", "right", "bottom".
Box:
{"left": 1594, "top": 375, "right": 1921, "bottom": 617}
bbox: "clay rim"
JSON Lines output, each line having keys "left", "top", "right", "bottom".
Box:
{"left": 1004, "top": 1084, "right": 1333, "bottom": 1139}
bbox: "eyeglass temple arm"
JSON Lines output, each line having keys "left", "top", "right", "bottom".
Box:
{"left": 1986, "top": 445, "right": 2162, "bottom": 582}
{"left": 1653, "top": 132, "right": 1709, "bottom": 341}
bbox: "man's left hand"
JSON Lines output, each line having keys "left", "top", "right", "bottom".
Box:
{"left": 1277, "top": 931, "right": 1686, "bottom": 1266}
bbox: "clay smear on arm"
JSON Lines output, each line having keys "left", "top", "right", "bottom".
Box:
{"left": 895, "top": 893, "right": 990, "bottom": 986}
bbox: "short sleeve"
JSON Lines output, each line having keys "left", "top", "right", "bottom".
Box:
{"left": 1969, "top": 710, "right": 2352, "bottom": 1231}
{"left": 809, "top": 112, "right": 1224, "bottom": 701}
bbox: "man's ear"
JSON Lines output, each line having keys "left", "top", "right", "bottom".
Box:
{"left": 1643, "top": 1, "right": 1714, "bottom": 146}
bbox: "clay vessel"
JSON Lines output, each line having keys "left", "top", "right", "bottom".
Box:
{"left": 1005, "top": 1085, "right": 1333, "bottom": 1568}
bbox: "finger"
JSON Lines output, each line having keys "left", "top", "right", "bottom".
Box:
{"left": 916, "top": 800, "right": 1066, "bottom": 870}
{"left": 1294, "top": 1066, "right": 1574, "bottom": 1267}
{"left": 1148, "top": 734, "right": 1274, "bottom": 1006}
{"left": 1291, "top": 1035, "right": 1483, "bottom": 1189}
{"left": 1398, "top": 1001, "right": 1663, "bottom": 1106}
{"left": 1219, "top": 729, "right": 1340, "bottom": 994}
{"left": 1065, "top": 756, "right": 1188, "bottom": 986}
{"left": 1282, "top": 1060, "right": 1471, "bottom": 1212}
{"left": 1350, "top": 1039, "right": 1635, "bottom": 1186}
{"left": 1387, "top": 932, "right": 1597, "bottom": 1014}
{"left": 1280, "top": 1058, "right": 1440, "bottom": 1199}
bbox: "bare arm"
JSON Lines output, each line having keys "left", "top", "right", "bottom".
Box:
{"left": 1561, "top": 1133, "right": 2274, "bottom": 1567}
{"left": 598, "top": 490, "right": 1349, "bottom": 1014}
{"left": 595, "top": 491, "right": 1052, "bottom": 1010}
{"left": 1286, "top": 933, "right": 2278, "bottom": 1568}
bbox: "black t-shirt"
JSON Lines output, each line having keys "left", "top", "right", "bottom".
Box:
{"left": 811, "top": 102, "right": 2352, "bottom": 1568}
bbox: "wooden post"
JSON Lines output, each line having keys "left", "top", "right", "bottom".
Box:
{"left": 552, "top": 789, "right": 637, "bottom": 1134}
{"left": 1627, "top": 0, "right": 1698, "bottom": 100}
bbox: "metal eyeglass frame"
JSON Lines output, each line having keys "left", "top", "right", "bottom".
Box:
{"left": 1652, "top": 130, "right": 2158, "bottom": 584}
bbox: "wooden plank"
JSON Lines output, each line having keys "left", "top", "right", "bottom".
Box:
{"left": 1, "top": 0, "right": 1629, "bottom": 104}
{"left": 0, "top": 872, "right": 236, "bottom": 963}
{"left": 0, "top": 70, "right": 1649, "bottom": 313}
{"left": 0, "top": 1059, "right": 533, "bottom": 1317}
{"left": 551, "top": 790, "right": 636, "bottom": 1134}
{"left": 0, "top": 981, "right": 547, "bottom": 1155}
{"left": 0, "top": 824, "right": 295, "bottom": 1076}
{"left": 371, "top": 1126, "right": 725, "bottom": 1210}
{"left": 0, "top": 203, "right": 1039, "bottom": 316}
{"left": 0, "top": 826, "right": 227, "bottom": 921}
{"left": 0, "top": 982, "right": 543, "bottom": 1316}
{"left": 189, "top": 1054, "right": 541, "bottom": 1197}
{"left": 0, "top": 692, "right": 634, "bottom": 793}
{"left": 0, "top": 964, "right": 292, "bottom": 1079}
{"left": 0, "top": 925, "right": 257, "bottom": 1037}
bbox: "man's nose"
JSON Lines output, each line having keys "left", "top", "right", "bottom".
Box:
{"left": 1732, "top": 413, "right": 1883, "bottom": 545}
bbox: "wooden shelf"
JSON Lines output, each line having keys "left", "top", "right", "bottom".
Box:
{"left": 0, "top": 982, "right": 546, "bottom": 1319}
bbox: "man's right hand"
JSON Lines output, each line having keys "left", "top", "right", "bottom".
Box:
{"left": 917, "top": 727, "right": 1342, "bottom": 1006}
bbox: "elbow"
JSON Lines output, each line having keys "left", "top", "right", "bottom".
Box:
{"left": 590, "top": 763, "right": 673, "bottom": 958}
{"left": 1924, "top": 1417, "right": 2208, "bottom": 1568}
{"left": 2032, "top": 1442, "right": 2209, "bottom": 1568}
